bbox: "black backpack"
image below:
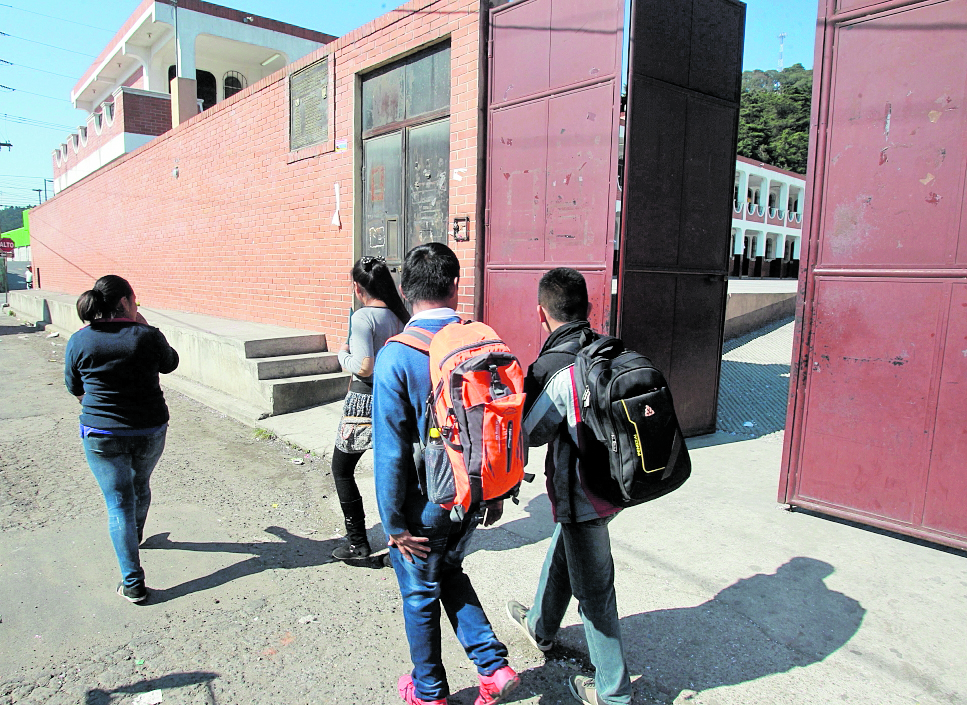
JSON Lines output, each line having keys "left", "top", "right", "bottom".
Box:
{"left": 568, "top": 334, "right": 691, "bottom": 507}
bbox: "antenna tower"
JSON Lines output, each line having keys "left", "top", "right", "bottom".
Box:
{"left": 778, "top": 32, "right": 787, "bottom": 71}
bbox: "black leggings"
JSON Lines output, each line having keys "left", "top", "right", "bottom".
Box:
{"left": 331, "top": 447, "right": 366, "bottom": 506}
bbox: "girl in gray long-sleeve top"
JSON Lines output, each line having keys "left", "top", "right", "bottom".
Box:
{"left": 331, "top": 256, "right": 410, "bottom": 562}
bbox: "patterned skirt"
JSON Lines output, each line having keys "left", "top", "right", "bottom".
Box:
{"left": 335, "top": 391, "right": 373, "bottom": 453}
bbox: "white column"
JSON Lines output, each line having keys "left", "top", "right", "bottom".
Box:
{"left": 733, "top": 228, "right": 744, "bottom": 255}
{"left": 755, "top": 232, "right": 766, "bottom": 257}
{"left": 792, "top": 236, "right": 801, "bottom": 260}
{"left": 736, "top": 170, "right": 749, "bottom": 211}
{"left": 175, "top": 30, "right": 196, "bottom": 78}
{"left": 779, "top": 181, "right": 790, "bottom": 217}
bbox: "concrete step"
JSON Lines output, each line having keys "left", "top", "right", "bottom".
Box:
{"left": 254, "top": 352, "right": 342, "bottom": 380}
{"left": 162, "top": 375, "right": 271, "bottom": 424}
{"left": 243, "top": 334, "right": 328, "bottom": 359}
{"left": 264, "top": 371, "right": 351, "bottom": 415}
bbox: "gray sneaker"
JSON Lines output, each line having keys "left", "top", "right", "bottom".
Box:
{"left": 505, "top": 600, "right": 553, "bottom": 652}
{"left": 568, "top": 675, "right": 605, "bottom": 705}
{"left": 116, "top": 582, "right": 148, "bottom": 603}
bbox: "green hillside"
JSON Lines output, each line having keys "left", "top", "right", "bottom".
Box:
{"left": 738, "top": 64, "right": 812, "bottom": 175}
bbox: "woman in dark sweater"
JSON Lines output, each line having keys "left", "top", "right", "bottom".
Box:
{"left": 65, "top": 275, "right": 179, "bottom": 603}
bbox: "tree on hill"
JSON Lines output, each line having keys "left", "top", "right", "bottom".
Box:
{"left": 0, "top": 206, "right": 29, "bottom": 233}
{"left": 737, "top": 63, "right": 812, "bottom": 175}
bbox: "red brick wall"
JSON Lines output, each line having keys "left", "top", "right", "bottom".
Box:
{"left": 34, "top": 0, "right": 482, "bottom": 344}
{"left": 121, "top": 91, "right": 173, "bottom": 136}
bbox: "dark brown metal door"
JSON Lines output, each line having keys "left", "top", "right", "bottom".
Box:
{"left": 616, "top": 0, "right": 746, "bottom": 435}
{"left": 781, "top": 0, "right": 967, "bottom": 550}
{"left": 363, "top": 133, "right": 404, "bottom": 265}
{"left": 406, "top": 119, "right": 451, "bottom": 248}
{"left": 484, "top": 0, "right": 624, "bottom": 368}
{"left": 362, "top": 43, "right": 451, "bottom": 271}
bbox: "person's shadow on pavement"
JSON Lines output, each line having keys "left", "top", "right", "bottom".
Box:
{"left": 140, "top": 526, "right": 376, "bottom": 603}
{"left": 556, "top": 556, "right": 865, "bottom": 702}
{"left": 85, "top": 671, "right": 218, "bottom": 704}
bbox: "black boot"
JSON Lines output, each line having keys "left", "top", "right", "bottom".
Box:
{"left": 332, "top": 499, "right": 371, "bottom": 560}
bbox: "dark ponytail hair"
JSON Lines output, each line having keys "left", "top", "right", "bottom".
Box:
{"left": 76, "top": 275, "right": 134, "bottom": 324}
{"left": 353, "top": 257, "right": 410, "bottom": 325}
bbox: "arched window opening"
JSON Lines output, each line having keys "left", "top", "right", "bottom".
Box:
{"left": 765, "top": 239, "right": 774, "bottom": 259}
{"left": 224, "top": 71, "right": 247, "bottom": 99}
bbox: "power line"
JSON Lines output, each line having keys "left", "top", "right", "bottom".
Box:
{"left": 0, "top": 84, "right": 69, "bottom": 102}
{"left": 0, "top": 58, "right": 76, "bottom": 80}
{"left": 0, "top": 173, "right": 54, "bottom": 178}
{"left": 0, "top": 176, "right": 53, "bottom": 185}
{"left": 1, "top": 113, "right": 75, "bottom": 130}
{"left": 0, "top": 3, "right": 115, "bottom": 34}
{"left": 0, "top": 31, "right": 97, "bottom": 58}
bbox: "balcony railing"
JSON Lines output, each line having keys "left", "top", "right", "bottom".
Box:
{"left": 731, "top": 201, "right": 804, "bottom": 229}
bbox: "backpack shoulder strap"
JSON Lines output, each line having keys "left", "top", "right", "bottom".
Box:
{"left": 545, "top": 327, "right": 599, "bottom": 356}
{"left": 387, "top": 327, "right": 435, "bottom": 354}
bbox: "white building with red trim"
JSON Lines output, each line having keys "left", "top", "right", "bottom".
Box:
{"left": 731, "top": 155, "right": 805, "bottom": 278}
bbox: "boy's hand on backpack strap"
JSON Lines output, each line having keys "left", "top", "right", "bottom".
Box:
{"left": 482, "top": 501, "right": 504, "bottom": 526}
{"left": 388, "top": 530, "right": 430, "bottom": 562}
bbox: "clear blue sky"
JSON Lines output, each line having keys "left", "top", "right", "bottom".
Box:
{"left": 0, "top": 0, "right": 818, "bottom": 208}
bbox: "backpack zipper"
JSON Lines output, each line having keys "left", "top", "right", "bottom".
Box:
{"left": 438, "top": 340, "right": 505, "bottom": 367}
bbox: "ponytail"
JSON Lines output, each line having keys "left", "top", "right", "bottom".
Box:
{"left": 76, "top": 289, "right": 105, "bottom": 324}
{"left": 76, "top": 275, "right": 134, "bottom": 323}
{"left": 353, "top": 257, "right": 410, "bottom": 325}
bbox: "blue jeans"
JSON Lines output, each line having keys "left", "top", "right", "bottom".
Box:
{"left": 528, "top": 518, "right": 632, "bottom": 704}
{"left": 389, "top": 501, "right": 508, "bottom": 701}
{"left": 82, "top": 429, "right": 167, "bottom": 588}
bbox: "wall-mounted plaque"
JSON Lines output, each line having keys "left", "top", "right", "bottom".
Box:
{"left": 290, "top": 58, "right": 329, "bottom": 151}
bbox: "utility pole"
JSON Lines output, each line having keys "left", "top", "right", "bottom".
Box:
{"left": 32, "top": 188, "right": 42, "bottom": 204}
{"left": 43, "top": 178, "right": 52, "bottom": 201}
{"left": 173, "top": 0, "right": 179, "bottom": 79}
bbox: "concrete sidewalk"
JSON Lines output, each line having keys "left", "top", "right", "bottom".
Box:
{"left": 266, "top": 318, "right": 966, "bottom": 704}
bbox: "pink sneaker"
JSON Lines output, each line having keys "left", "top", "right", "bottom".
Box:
{"left": 474, "top": 665, "right": 520, "bottom": 705}
{"left": 397, "top": 674, "right": 447, "bottom": 705}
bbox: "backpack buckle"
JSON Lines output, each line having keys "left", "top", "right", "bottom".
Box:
{"left": 489, "top": 364, "right": 508, "bottom": 398}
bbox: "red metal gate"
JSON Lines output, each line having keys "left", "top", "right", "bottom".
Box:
{"left": 484, "top": 0, "right": 624, "bottom": 367}
{"left": 781, "top": 0, "right": 967, "bottom": 549}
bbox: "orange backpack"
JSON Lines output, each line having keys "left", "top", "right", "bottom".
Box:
{"left": 389, "top": 320, "right": 528, "bottom": 522}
